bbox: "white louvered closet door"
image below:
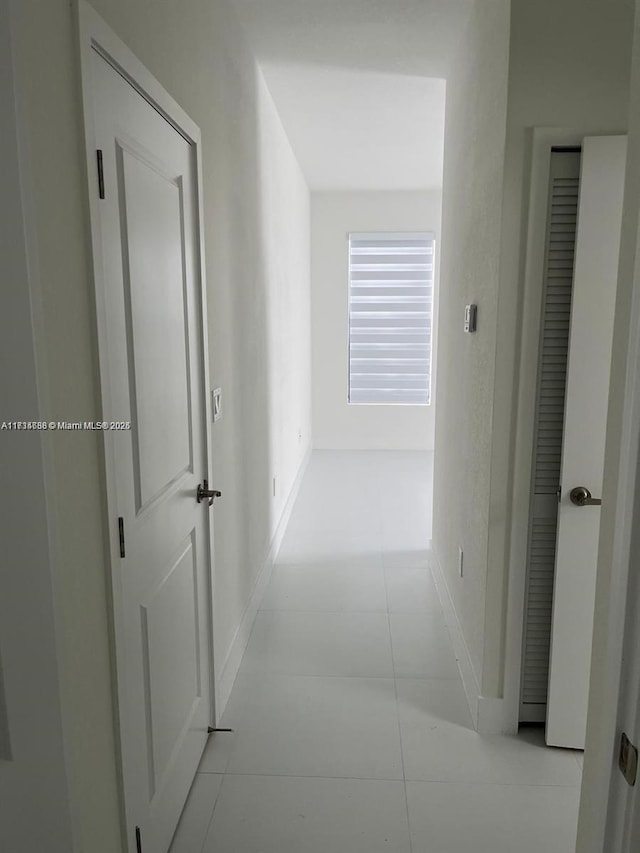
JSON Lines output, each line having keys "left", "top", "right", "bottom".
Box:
{"left": 520, "top": 150, "right": 581, "bottom": 723}
{"left": 546, "top": 136, "right": 626, "bottom": 749}
{"left": 348, "top": 233, "right": 434, "bottom": 405}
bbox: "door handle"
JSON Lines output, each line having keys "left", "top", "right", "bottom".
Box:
{"left": 569, "top": 486, "right": 602, "bottom": 507}
{"left": 197, "top": 480, "right": 222, "bottom": 506}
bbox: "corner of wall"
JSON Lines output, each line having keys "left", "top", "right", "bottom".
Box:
{"left": 431, "top": 546, "right": 508, "bottom": 733}
{"left": 432, "top": 0, "right": 511, "bottom": 700}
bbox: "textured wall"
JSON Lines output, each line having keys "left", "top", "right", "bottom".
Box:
{"left": 13, "top": 0, "right": 311, "bottom": 848}
{"left": 311, "top": 190, "right": 441, "bottom": 451}
{"left": 431, "top": 0, "right": 511, "bottom": 689}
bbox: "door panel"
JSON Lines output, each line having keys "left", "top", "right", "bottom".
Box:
{"left": 546, "top": 135, "right": 627, "bottom": 748}
{"left": 90, "top": 49, "right": 213, "bottom": 852}
{"left": 142, "top": 534, "right": 201, "bottom": 797}
{"left": 120, "top": 146, "right": 193, "bottom": 511}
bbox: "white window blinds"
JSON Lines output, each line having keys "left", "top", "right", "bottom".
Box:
{"left": 348, "top": 232, "right": 434, "bottom": 405}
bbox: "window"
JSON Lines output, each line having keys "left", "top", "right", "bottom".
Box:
{"left": 348, "top": 232, "right": 434, "bottom": 405}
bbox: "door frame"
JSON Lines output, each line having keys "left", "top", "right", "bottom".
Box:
{"left": 77, "top": 2, "right": 217, "bottom": 843}
{"left": 586, "top": 133, "right": 640, "bottom": 853}
{"left": 502, "top": 126, "right": 625, "bottom": 734}
{"left": 604, "top": 420, "right": 640, "bottom": 847}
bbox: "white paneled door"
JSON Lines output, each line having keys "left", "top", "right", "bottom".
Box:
{"left": 546, "top": 136, "right": 627, "bottom": 749}
{"left": 86, "top": 40, "right": 214, "bottom": 853}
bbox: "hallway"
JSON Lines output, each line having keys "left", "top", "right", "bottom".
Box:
{"left": 170, "top": 451, "right": 582, "bottom": 852}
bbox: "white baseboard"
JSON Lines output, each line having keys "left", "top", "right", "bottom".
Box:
{"left": 215, "top": 446, "right": 312, "bottom": 720}
{"left": 430, "top": 544, "right": 505, "bottom": 734}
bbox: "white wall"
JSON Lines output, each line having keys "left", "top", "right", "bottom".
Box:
{"left": 433, "top": 0, "right": 634, "bottom": 713}
{"left": 311, "top": 191, "right": 441, "bottom": 450}
{"left": 431, "top": 0, "right": 511, "bottom": 690}
{"left": 10, "top": 0, "right": 311, "bottom": 849}
{"left": 486, "top": 0, "right": 634, "bottom": 702}
{"left": 0, "top": 1, "right": 76, "bottom": 849}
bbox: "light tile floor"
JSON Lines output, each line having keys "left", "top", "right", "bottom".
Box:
{"left": 170, "top": 450, "right": 582, "bottom": 853}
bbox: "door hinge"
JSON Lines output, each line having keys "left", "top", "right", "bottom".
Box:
{"left": 619, "top": 732, "right": 638, "bottom": 786}
{"left": 135, "top": 826, "right": 142, "bottom": 853}
{"left": 96, "top": 149, "right": 105, "bottom": 199}
{"left": 118, "top": 517, "right": 126, "bottom": 559}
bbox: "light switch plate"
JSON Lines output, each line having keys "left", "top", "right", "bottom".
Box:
{"left": 212, "top": 387, "right": 222, "bottom": 422}
{"left": 464, "top": 304, "right": 477, "bottom": 333}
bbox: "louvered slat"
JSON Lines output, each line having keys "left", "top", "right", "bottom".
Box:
{"left": 348, "top": 233, "right": 434, "bottom": 405}
{"left": 520, "top": 151, "right": 581, "bottom": 720}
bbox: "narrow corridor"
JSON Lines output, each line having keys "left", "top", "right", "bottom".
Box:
{"left": 171, "top": 451, "right": 582, "bottom": 853}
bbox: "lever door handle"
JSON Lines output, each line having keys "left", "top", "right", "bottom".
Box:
{"left": 569, "top": 486, "right": 602, "bottom": 507}
{"left": 197, "top": 480, "right": 222, "bottom": 507}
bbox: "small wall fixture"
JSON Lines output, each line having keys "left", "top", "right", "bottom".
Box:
{"left": 212, "top": 387, "right": 222, "bottom": 422}
{"left": 464, "top": 304, "right": 477, "bottom": 333}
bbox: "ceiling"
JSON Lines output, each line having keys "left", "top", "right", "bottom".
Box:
{"left": 230, "top": 0, "right": 475, "bottom": 191}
